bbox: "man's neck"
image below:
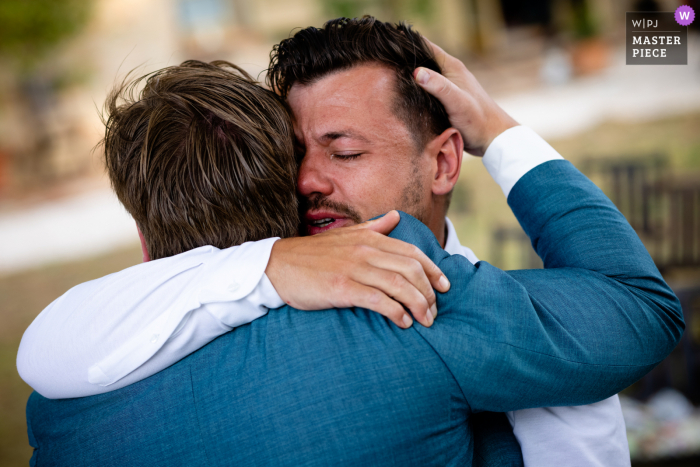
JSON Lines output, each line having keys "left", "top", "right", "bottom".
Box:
{"left": 423, "top": 198, "right": 448, "bottom": 247}
{"left": 426, "top": 216, "right": 447, "bottom": 248}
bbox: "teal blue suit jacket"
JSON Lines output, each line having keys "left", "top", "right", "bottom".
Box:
{"left": 26, "top": 161, "right": 684, "bottom": 466}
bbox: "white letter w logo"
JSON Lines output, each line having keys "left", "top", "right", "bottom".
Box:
{"left": 680, "top": 11, "right": 690, "bottom": 20}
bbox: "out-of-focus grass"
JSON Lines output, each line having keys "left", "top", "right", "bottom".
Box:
{"left": 449, "top": 112, "right": 700, "bottom": 265}
{"left": 0, "top": 112, "right": 699, "bottom": 466}
{"left": 0, "top": 244, "right": 141, "bottom": 466}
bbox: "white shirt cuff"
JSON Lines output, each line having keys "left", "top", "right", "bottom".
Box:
{"left": 195, "top": 237, "right": 281, "bottom": 308}
{"left": 482, "top": 126, "right": 564, "bottom": 199}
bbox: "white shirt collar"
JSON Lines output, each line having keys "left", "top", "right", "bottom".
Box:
{"left": 443, "top": 217, "right": 480, "bottom": 265}
{"left": 443, "top": 217, "right": 462, "bottom": 256}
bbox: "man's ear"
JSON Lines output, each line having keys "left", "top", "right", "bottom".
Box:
{"left": 427, "top": 128, "right": 463, "bottom": 196}
{"left": 136, "top": 223, "right": 151, "bottom": 263}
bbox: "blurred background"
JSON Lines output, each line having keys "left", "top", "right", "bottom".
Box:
{"left": 1, "top": 0, "right": 699, "bottom": 465}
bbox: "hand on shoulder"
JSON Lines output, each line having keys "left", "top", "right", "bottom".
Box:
{"left": 265, "top": 211, "right": 450, "bottom": 329}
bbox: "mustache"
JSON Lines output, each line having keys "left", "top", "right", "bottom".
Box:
{"left": 300, "top": 196, "right": 363, "bottom": 224}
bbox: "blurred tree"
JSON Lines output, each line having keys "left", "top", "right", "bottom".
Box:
{"left": 0, "top": 0, "right": 93, "bottom": 189}
{"left": 0, "top": 0, "right": 92, "bottom": 72}
{"left": 322, "top": 0, "right": 434, "bottom": 24}
{"left": 570, "top": 0, "right": 598, "bottom": 40}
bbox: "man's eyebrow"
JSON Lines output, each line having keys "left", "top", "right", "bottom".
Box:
{"left": 320, "top": 131, "right": 370, "bottom": 143}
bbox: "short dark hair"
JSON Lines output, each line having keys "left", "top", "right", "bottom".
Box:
{"left": 102, "top": 60, "right": 298, "bottom": 260}
{"left": 268, "top": 16, "right": 450, "bottom": 149}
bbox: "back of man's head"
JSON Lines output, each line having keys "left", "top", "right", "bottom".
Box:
{"left": 102, "top": 61, "right": 298, "bottom": 260}
{"left": 268, "top": 16, "right": 450, "bottom": 149}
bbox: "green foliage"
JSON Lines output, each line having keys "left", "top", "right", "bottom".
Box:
{"left": 0, "top": 0, "right": 92, "bottom": 70}
{"left": 324, "top": 0, "right": 366, "bottom": 19}
{"left": 570, "top": 0, "right": 599, "bottom": 39}
{"left": 686, "top": 143, "right": 700, "bottom": 169}
{"left": 321, "top": 0, "right": 434, "bottom": 23}
{"left": 448, "top": 177, "right": 471, "bottom": 215}
{"left": 409, "top": 0, "right": 432, "bottom": 20}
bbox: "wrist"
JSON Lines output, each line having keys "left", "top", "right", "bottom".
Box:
{"left": 264, "top": 238, "right": 289, "bottom": 299}
{"left": 264, "top": 237, "right": 308, "bottom": 308}
{"left": 482, "top": 125, "right": 564, "bottom": 198}
{"left": 265, "top": 236, "right": 288, "bottom": 264}
{"left": 476, "top": 113, "right": 518, "bottom": 157}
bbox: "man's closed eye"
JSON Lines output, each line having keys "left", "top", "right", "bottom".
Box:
{"left": 331, "top": 153, "right": 362, "bottom": 161}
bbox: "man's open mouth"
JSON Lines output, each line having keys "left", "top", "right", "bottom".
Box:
{"left": 308, "top": 218, "right": 335, "bottom": 228}
{"left": 304, "top": 211, "right": 354, "bottom": 235}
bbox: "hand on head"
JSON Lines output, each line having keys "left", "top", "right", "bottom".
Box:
{"left": 413, "top": 38, "right": 519, "bottom": 157}
{"left": 265, "top": 211, "right": 450, "bottom": 329}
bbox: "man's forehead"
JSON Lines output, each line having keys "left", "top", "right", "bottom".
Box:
{"left": 288, "top": 64, "right": 398, "bottom": 110}
{"left": 292, "top": 124, "right": 373, "bottom": 146}
{"left": 288, "top": 64, "right": 405, "bottom": 141}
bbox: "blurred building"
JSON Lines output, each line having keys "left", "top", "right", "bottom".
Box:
{"left": 1, "top": 0, "right": 691, "bottom": 197}
{"left": 0, "top": 0, "right": 328, "bottom": 198}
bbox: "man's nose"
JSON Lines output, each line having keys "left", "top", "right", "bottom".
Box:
{"left": 297, "top": 154, "right": 333, "bottom": 198}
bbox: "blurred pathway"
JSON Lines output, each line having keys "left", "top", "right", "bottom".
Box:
{"left": 1, "top": 40, "right": 700, "bottom": 274}
{"left": 496, "top": 37, "right": 700, "bottom": 139}
{"left": 0, "top": 190, "right": 136, "bottom": 274}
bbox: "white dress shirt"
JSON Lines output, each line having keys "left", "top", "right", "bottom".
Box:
{"left": 17, "top": 126, "right": 630, "bottom": 466}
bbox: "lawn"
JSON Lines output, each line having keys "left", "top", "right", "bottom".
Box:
{"left": 0, "top": 245, "right": 142, "bottom": 466}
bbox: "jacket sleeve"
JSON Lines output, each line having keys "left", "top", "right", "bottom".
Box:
{"left": 402, "top": 160, "right": 684, "bottom": 412}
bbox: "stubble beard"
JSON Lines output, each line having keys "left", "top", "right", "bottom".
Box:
{"left": 398, "top": 156, "right": 429, "bottom": 224}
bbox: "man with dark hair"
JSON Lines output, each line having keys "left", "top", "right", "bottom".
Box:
{"left": 20, "top": 18, "right": 683, "bottom": 466}
{"left": 269, "top": 20, "right": 637, "bottom": 464}
{"left": 268, "top": 17, "right": 451, "bottom": 150}
{"left": 267, "top": 18, "right": 471, "bottom": 240}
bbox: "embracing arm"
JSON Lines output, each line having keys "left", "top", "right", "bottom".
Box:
{"left": 411, "top": 39, "right": 683, "bottom": 411}
{"left": 17, "top": 214, "right": 447, "bottom": 399}
{"left": 17, "top": 240, "right": 282, "bottom": 399}
{"left": 408, "top": 159, "right": 683, "bottom": 412}
{"left": 415, "top": 40, "right": 638, "bottom": 465}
